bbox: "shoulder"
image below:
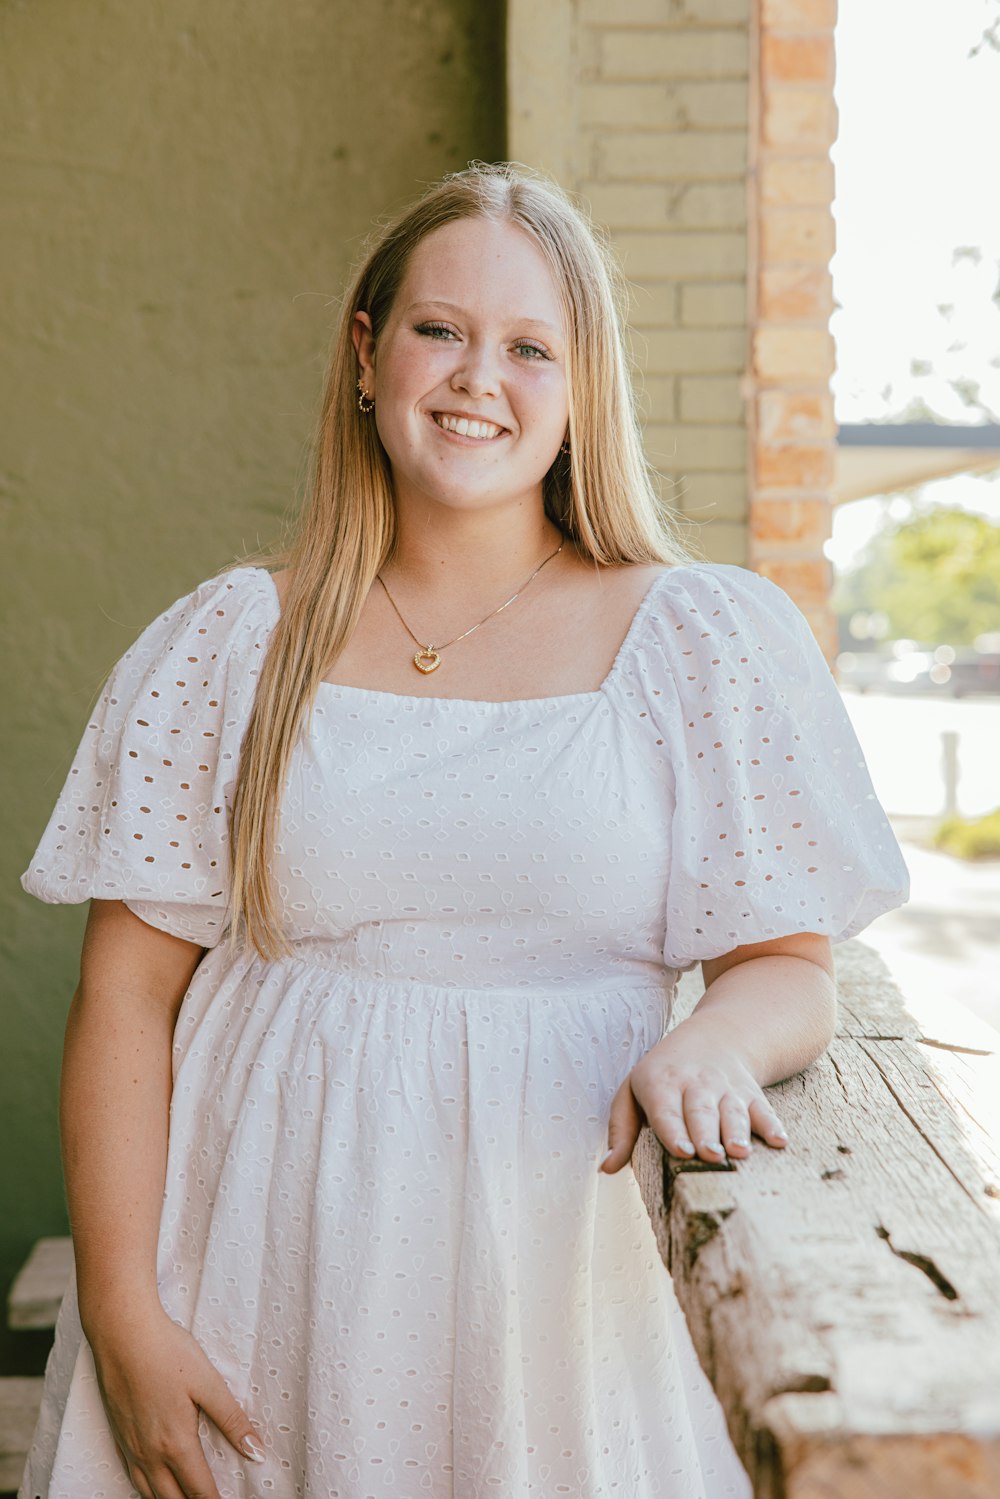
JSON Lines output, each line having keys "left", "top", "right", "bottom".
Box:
{"left": 641, "top": 560, "right": 815, "bottom": 651}
{"left": 100, "top": 565, "right": 281, "bottom": 713}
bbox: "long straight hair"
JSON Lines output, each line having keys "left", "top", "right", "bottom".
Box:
{"left": 227, "top": 162, "right": 694, "bottom": 960}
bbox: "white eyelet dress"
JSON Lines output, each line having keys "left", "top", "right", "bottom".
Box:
{"left": 19, "top": 562, "right": 909, "bottom": 1499}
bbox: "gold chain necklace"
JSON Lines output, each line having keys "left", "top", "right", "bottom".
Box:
{"left": 377, "top": 538, "right": 565, "bottom": 674}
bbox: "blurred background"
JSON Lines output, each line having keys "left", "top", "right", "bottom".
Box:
{"left": 2, "top": 0, "right": 998, "bottom": 1396}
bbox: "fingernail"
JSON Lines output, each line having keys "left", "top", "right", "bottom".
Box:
{"left": 700, "top": 1141, "right": 725, "bottom": 1157}
{"left": 729, "top": 1137, "right": 750, "bottom": 1150}
{"left": 241, "top": 1434, "right": 266, "bottom": 1463}
{"left": 772, "top": 1126, "right": 788, "bottom": 1141}
{"left": 597, "top": 1149, "right": 614, "bottom": 1172}
{"left": 676, "top": 1139, "right": 696, "bottom": 1156}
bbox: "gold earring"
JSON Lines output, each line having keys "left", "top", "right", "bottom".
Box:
{"left": 560, "top": 437, "right": 571, "bottom": 456}
{"left": 357, "top": 377, "right": 375, "bottom": 414}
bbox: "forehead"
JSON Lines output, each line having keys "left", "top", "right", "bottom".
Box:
{"left": 396, "top": 217, "right": 565, "bottom": 331}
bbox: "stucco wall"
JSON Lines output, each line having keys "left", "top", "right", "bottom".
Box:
{"left": 1, "top": 0, "right": 504, "bottom": 1373}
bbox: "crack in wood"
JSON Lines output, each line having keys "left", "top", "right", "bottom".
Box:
{"left": 827, "top": 1051, "right": 851, "bottom": 1103}
{"left": 875, "top": 1224, "right": 960, "bottom": 1300}
{"left": 861, "top": 1042, "right": 985, "bottom": 1212}
{"left": 685, "top": 1205, "right": 735, "bottom": 1270}
{"left": 768, "top": 1373, "right": 833, "bottom": 1396}
{"left": 918, "top": 1036, "right": 995, "bottom": 1057}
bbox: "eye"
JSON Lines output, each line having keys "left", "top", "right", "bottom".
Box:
{"left": 415, "top": 321, "right": 457, "bottom": 340}
{"left": 513, "top": 341, "right": 551, "bottom": 361}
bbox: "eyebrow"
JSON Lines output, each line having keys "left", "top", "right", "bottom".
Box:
{"left": 404, "top": 300, "right": 562, "bottom": 336}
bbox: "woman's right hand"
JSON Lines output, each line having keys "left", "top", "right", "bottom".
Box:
{"left": 88, "top": 1302, "right": 265, "bottom": 1499}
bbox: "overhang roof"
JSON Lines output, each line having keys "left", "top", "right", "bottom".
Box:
{"left": 835, "top": 423, "right": 1000, "bottom": 504}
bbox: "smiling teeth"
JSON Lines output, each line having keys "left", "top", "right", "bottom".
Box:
{"left": 435, "top": 414, "right": 504, "bottom": 440}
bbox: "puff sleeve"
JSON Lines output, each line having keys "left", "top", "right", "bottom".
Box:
{"left": 20, "top": 567, "right": 279, "bottom": 948}
{"left": 635, "top": 563, "right": 909, "bottom": 971}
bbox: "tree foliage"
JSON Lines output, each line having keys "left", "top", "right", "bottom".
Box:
{"left": 834, "top": 506, "right": 1000, "bottom": 645}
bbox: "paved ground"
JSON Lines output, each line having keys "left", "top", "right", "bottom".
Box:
{"left": 860, "top": 826, "right": 1000, "bottom": 1038}
{"left": 833, "top": 687, "right": 1000, "bottom": 1038}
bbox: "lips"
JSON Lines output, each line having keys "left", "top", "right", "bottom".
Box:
{"left": 432, "top": 411, "right": 508, "bottom": 441}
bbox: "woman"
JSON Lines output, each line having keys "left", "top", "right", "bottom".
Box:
{"left": 20, "top": 162, "right": 908, "bottom": 1498}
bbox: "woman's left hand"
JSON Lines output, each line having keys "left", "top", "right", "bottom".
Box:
{"left": 599, "top": 1026, "right": 789, "bottom": 1172}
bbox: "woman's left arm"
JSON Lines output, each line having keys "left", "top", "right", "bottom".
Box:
{"left": 600, "top": 932, "right": 836, "bottom": 1172}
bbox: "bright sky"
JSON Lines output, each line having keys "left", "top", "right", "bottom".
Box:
{"left": 828, "top": 0, "right": 1000, "bottom": 566}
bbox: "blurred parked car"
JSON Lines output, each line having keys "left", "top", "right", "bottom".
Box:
{"left": 837, "top": 644, "right": 1000, "bottom": 697}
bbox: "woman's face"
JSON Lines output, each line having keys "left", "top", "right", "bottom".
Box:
{"left": 354, "top": 217, "right": 570, "bottom": 521}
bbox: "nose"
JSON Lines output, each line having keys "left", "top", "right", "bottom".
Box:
{"left": 450, "top": 338, "right": 501, "bottom": 400}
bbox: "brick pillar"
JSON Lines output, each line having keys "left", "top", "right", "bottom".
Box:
{"left": 749, "top": 0, "right": 838, "bottom": 657}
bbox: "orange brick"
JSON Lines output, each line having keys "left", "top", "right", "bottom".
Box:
{"left": 751, "top": 498, "right": 833, "bottom": 544}
{"left": 755, "top": 445, "right": 835, "bottom": 490}
{"left": 753, "top": 327, "right": 835, "bottom": 381}
{"left": 761, "top": 207, "right": 835, "bottom": 265}
{"left": 761, "top": 0, "right": 836, "bottom": 27}
{"left": 752, "top": 556, "right": 831, "bottom": 602}
{"left": 759, "top": 267, "right": 833, "bottom": 321}
{"left": 762, "top": 34, "right": 833, "bottom": 85}
{"left": 760, "top": 156, "right": 835, "bottom": 207}
{"left": 763, "top": 89, "right": 837, "bottom": 149}
{"left": 757, "top": 390, "right": 836, "bottom": 443}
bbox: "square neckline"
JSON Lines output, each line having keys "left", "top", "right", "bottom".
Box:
{"left": 250, "top": 562, "right": 686, "bottom": 710}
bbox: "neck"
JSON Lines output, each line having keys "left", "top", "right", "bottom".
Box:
{"left": 384, "top": 500, "right": 565, "bottom": 598}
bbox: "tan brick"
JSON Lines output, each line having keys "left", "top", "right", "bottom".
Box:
{"left": 760, "top": 156, "right": 834, "bottom": 206}
{"left": 753, "top": 327, "right": 834, "bottom": 380}
{"left": 679, "top": 375, "right": 745, "bottom": 423}
{"left": 581, "top": 0, "right": 750, "bottom": 24}
{"left": 761, "top": 34, "right": 833, "bottom": 85}
{"left": 757, "top": 389, "right": 835, "bottom": 443}
{"left": 600, "top": 29, "right": 748, "bottom": 81}
{"left": 750, "top": 497, "right": 833, "bottom": 544}
{"left": 600, "top": 131, "right": 747, "bottom": 180}
{"left": 758, "top": 266, "right": 833, "bottom": 320}
{"left": 628, "top": 282, "right": 679, "bottom": 326}
{"left": 700, "top": 521, "right": 748, "bottom": 565}
{"left": 755, "top": 444, "right": 835, "bottom": 489}
{"left": 617, "top": 231, "right": 746, "bottom": 280}
{"left": 761, "top": 207, "right": 835, "bottom": 265}
{"left": 581, "top": 80, "right": 748, "bottom": 131}
{"left": 646, "top": 422, "right": 746, "bottom": 470}
{"left": 668, "top": 182, "right": 747, "bottom": 229}
{"left": 763, "top": 89, "right": 837, "bottom": 149}
{"left": 669, "top": 470, "right": 747, "bottom": 520}
{"left": 645, "top": 327, "right": 747, "bottom": 372}
{"left": 751, "top": 556, "right": 831, "bottom": 602}
{"left": 761, "top": 0, "right": 836, "bottom": 27}
{"left": 681, "top": 281, "right": 747, "bottom": 327}
{"left": 585, "top": 182, "right": 669, "bottom": 229}
{"left": 636, "top": 375, "right": 678, "bottom": 422}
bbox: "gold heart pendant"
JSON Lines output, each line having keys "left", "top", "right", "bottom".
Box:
{"left": 413, "top": 648, "right": 442, "bottom": 674}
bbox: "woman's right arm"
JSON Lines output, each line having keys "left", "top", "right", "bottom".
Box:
{"left": 62, "top": 899, "right": 265, "bottom": 1498}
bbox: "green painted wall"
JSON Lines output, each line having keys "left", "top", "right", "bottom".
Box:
{"left": 1, "top": 0, "right": 504, "bottom": 1375}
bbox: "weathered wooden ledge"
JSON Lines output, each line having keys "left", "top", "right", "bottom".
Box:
{"left": 633, "top": 937, "right": 1000, "bottom": 1498}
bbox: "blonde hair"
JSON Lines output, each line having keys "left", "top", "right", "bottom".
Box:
{"left": 227, "top": 161, "right": 693, "bottom": 960}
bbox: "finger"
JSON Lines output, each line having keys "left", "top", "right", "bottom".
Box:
{"left": 196, "top": 1365, "right": 266, "bottom": 1466}
{"left": 718, "top": 1093, "right": 753, "bottom": 1158}
{"left": 142, "top": 1464, "right": 190, "bottom": 1499}
{"left": 749, "top": 1095, "right": 789, "bottom": 1148}
{"left": 599, "top": 1075, "right": 644, "bottom": 1174}
{"left": 681, "top": 1090, "right": 728, "bottom": 1163}
{"left": 639, "top": 1087, "right": 696, "bottom": 1160}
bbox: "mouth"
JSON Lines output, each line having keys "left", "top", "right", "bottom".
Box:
{"left": 431, "top": 411, "right": 509, "bottom": 442}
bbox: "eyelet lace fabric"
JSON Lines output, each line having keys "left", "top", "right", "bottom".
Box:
{"left": 19, "top": 563, "right": 908, "bottom": 1498}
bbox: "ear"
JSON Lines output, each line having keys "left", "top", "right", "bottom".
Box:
{"left": 352, "top": 311, "right": 376, "bottom": 396}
